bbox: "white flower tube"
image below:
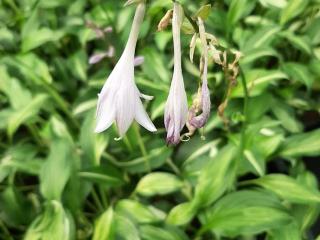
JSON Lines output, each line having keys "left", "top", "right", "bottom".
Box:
{"left": 95, "top": 3, "right": 156, "bottom": 136}
{"left": 164, "top": 2, "right": 188, "bottom": 145}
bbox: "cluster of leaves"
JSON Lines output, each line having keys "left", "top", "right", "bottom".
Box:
{"left": 0, "top": 0, "right": 320, "bottom": 239}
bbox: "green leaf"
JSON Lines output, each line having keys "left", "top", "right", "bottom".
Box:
{"left": 241, "top": 47, "right": 279, "bottom": 65}
{"left": 93, "top": 207, "right": 115, "bottom": 240}
{"left": 25, "top": 201, "right": 75, "bottom": 240}
{"left": 116, "top": 199, "right": 164, "bottom": 224}
{"left": 40, "top": 139, "right": 74, "bottom": 200}
{"left": 22, "top": 28, "right": 65, "bottom": 52}
{"left": 245, "top": 174, "right": 320, "bottom": 204}
{"left": 141, "top": 47, "right": 170, "bottom": 83}
{"left": 280, "top": 129, "right": 320, "bottom": 157}
{"left": 279, "top": 31, "right": 312, "bottom": 55}
{"left": 80, "top": 112, "right": 108, "bottom": 166}
{"left": 79, "top": 165, "right": 125, "bottom": 187}
{"left": 282, "top": 62, "right": 314, "bottom": 89}
{"left": 271, "top": 99, "right": 302, "bottom": 133}
{"left": 194, "top": 144, "right": 237, "bottom": 208}
{"left": 268, "top": 223, "right": 301, "bottom": 240}
{"left": 194, "top": 4, "right": 211, "bottom": 20}
{"left": 0, "top": 66, "right": 32, "bottom": 109}
{"left": 7, "top": 94, "right": 48, "bottom": 137}
{"left": 139, "top": 225, "right": 189, "bottom": 240}
{"left": 114, "top": 215, "right": 140, "bottom": 240}
{"left": 280, "top": 0, "right": 309, "bottom": 25}
{"left": 200, "top": 190, "right": 292, "bottom": 237}
{"left": 259, "top": 0, "right": 288, "bottom": 8}
{"left": 166, "top": 202, "right": 197, "bottom": 226}
{"left": 136, "top": 172, "right": 184, "bottom": 197}
{"left": 242, "top": 26, "right": 281, "bottom": 51}
{"left": 231, "top": 69, "right": 288, "bottom": 97}
{"left": 227, "top": 0, "right": 251, "bottom": 30}
{"left": 0, "top": 186, "right": 35, "bottom": 226}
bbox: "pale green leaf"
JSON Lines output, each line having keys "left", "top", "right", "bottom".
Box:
{"left": 136, "top": 172, "right": 184, "bottom": 197}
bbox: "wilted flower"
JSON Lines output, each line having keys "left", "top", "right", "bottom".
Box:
{"left": 164, "top": 2, "right": 188, "bottom": 145}
{"left": 95, "top": 2, "right": 156, "bottom": 136}
{"left": 157, "top": 9, "right": 173, "bottom": 32}
{"left": 188, "top": 17, "right": 211, "bottom": 129}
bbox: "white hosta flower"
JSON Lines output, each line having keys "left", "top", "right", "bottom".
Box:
{"left": 95, "top": 3, "right": 156, "bottom": 136}
{"left": 164, "top": 2, "right": 188, "bottom": 145}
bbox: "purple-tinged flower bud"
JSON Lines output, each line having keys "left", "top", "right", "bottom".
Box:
{"left": 89, "top": 46, "right": 115, "bottom": 65}
{"left": 134, "top": 56, "right": 145, "bottom": 66}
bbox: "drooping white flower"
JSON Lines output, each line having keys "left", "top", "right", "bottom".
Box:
{"left": 95, "top": 3, "right": 156, "bottom": 136}
{"left": 164, "top": 2, "right": 188, "bottom": 145}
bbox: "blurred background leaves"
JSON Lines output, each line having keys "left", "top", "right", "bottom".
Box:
{"left": 0, "top": 0, "right": 320, "bottom": 239}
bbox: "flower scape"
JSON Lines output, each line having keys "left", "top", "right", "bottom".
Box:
{"left": 95, "top": 0, "right": 241, "bottom": 145}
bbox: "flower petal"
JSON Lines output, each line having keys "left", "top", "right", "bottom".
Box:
{"left": 95, "top": 92, "right": 115, "bottom": 133}
{"left": 135, "top": 98, "right": 157, "bottom": 132}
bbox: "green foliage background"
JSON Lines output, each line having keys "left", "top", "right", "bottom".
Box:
{"left": 0, "top": 0, "right": 320, "bottom": 239}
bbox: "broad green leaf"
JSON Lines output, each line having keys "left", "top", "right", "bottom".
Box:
{"left": 4, "top": 53, "right": 53, "bottom": 84}
{"left": 200, "top": 190, "right": 292, "bottom": 237}
{"left": 294, "top": 172, "right": 320, "bottom": 231}
{"left": 242, "top": 26, "right": 281, "bottom": 51}
{"left": 227, "top": 0, "right": 251, "bottom": 30}
{"left": 279, "top": 31, "right": 312, "bottom": 55}
{"left": 114, "top": 215, "right": 140, "bottom": 240}
{"left": 22, "top": 28, "right": 65, "bottom": 52}
{"left": 280, "top": 0, "right": 309, "bottom": 25}
{"left": 241, "top": 47, "right": 279, "bottom": 65}
{"left": 280, "top": 129, "right": 320, "bottom": 157}
{"left": 141, "top": 47, "right": 170, "bottom": 83}
{"left": 68, "top": 50, "right": 88, "bottom": 81}
{"left": 40, "top": 139, "right": 74, "bottom": 200}
{"left": 139, "top": 225, "right": 189, "bottom": 240}
{"left": 245, "top": 174, "right": 320, "bottom": 204}
{"left": 80, "top": 112, "right": 108, "bottom": 166}
{"left": 116, "top": 199, "right": 164, "bottom": 224}
{"left": 0, "top": 187, "right": 35, "bottom": 226}
{"left": 136, "top": 172, "right": 184, "bottom": 197}
{"left": 268, "top": 223, "right": 301, "bottom": 240}
{"left": 194, "top": 4, "right": 211, "bottom": 20}
{"left": 7, "top": 94, "right": 48, "bottom": 137}
{"left": 231, "top": 69, "right": 288, "bottom": 97}
{"left": 271, "top": 99, "right": 302, "bottom": 133}
{"left": 93, "top": 207, "right": 115, "bottom": 240}
{"left": 166, "top": 202, "right": 197, "bottom": 226}
{"left": 259, "top": 0, "right": 287, "bottom": 8}
{"left": 194, "top": 144, "right": 237, "bottom": 208}
{"left": 25, "top": 201, "right": 75, "bottom": 240}
{"left": 244, "top": 149, "right": 264, "bottom": 176}
{"left": 0, "top": 27, "right": 16, "bottom": 51}
{"left": 282, "top": 62, "right": 314, "bottom": 89}
{"left": 0, "top": 66, "right": 32, "bottom": 109}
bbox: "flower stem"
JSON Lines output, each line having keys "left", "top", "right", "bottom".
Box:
{"left": 239, "top": 65, "right": 249, "bottom": 159}
{"left": 166, "top": 158, "right": 181, "bottom": 175}
{"left": 133, "top": 124, "right": 147, "bottom": 157}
